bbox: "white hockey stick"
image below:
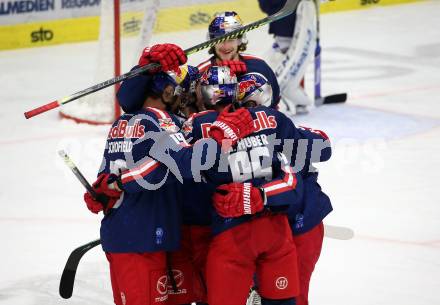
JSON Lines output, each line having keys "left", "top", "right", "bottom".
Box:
{"left": 324, "top": 224, "right": 354, "bottom": 240}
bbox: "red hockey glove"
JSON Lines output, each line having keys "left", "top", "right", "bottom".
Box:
{"left": 218, "top": 60, "right": 247, "bottom": 75}
{"left": 138, "top": 44, "right": 187, "bottom": 73}
{"left": 209, "top": 105, "right": 255, "bottom": 147}
{"left": 213, "top": 182, "right": 265, "bottom": 218}
{"left": 83, "top": 174, "right": 122, "bottom": 214}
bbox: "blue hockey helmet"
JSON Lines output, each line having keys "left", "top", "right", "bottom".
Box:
{"left": 237, "top": 72, "right": 273, "bottom": 107}
{"left": 150, "top": 71, "right": 178, "bottom": 96}
{"left": 175, "top": 64, "right": 201, "bottom": 94}
{"left": 200, "top": 66, "right": 238, "bottom": 106}
{"left": 208, "top": 11, "right": 246, "bottom": 40}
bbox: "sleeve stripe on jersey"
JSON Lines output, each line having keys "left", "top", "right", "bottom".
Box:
{"left": 121, "top": 159, "right": 160, "bottom": 184}
{"left": 197, "top": 58, "right": 213, "bottom": 73}
{"left": 146, "top": 107, "right": 171, "bottom": 120}
{"left": 263, "top": 165, "right": 297, "bottom": 197}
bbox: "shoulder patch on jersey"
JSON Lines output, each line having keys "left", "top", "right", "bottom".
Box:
{"left": 182, "top": 110, "right": 216, "bottom": 136}
{"left": 181, "top": 119, "right": 194, "bottom": 135}
{"left": 144, "top": 107, "right": 179, "bottom": 133}
{"left": 158, "top": 118, "right": 180, "bottom": 133}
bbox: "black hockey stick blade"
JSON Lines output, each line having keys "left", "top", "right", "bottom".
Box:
{"left": 315, "top": 93, "right": 347, "bottom": 106}
{"left": 25, "top": 0, "right": 299, "bottom": 119}
{"left": 59, "top": 239, "right": 101, "bottom": 299}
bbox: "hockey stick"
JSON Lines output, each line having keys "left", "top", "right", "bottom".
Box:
{"left": 24, "top": 0, "right": 300, "bottom": 120}
{"left": 59, "top": 238, "right": 101, "bottom": 299}
{"left": 58, "top": 150, "right": 109, "bottom": 207}
{"left": 324, "top": 224, "right": 354, "bottom": 240}
{"left": 58, "top": 150, "right": 105, "bottom": 299}
{"left": 313, "top": 0, "right": 347, "bottom": 106}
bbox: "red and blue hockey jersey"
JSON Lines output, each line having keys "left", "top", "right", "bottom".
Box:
{"left": 99, "top": 107, "right": 223, "bottom": 252}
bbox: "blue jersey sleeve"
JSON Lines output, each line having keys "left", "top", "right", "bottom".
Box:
{"left": 118, "top": 115, "right": 223, "bottom": 193}
{"left": 276, "top": 112, "right": 331, "bottom": 173}
{"left": 261, "top": 155, "right": 303, "bottom": 211}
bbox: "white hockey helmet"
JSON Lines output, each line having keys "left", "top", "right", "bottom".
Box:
{"left": 208, "top": 11, "right": 246, "bottom": 41}
{"left": 237, "top": 72, "right": 273, "bottom": 107}
{"left": 200, "top": 66, "right": 238, "bottom": 106}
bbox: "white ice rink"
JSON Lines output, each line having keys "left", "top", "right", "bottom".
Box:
{"left": 1, "top": 1, "right": 440, "bottom": 304}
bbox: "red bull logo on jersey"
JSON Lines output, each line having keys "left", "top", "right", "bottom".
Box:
{"left": 253, "top": 111, "right": 277, "bottom": 131}
{"left": 181, "top": 120, "right": 193, "bottom": 135}
{"left": 108, "top": 119, "right": 145, "bottom": 139}
{"left": 159, "top": 118, "right": 179, "bottom": 133}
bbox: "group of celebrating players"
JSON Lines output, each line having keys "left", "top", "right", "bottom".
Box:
{"left": 83, "top": 11, "right": 333, "bottom": 305}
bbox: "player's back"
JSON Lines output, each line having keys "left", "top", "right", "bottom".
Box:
{"left": 187, "top": 106, "right": 303, "bottom": 234}
{"left": 99, "top": 108, "right": 184, "bottom": 253}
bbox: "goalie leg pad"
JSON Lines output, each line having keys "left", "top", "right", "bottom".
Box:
{"left": 275, "top": 0, "right": 317, "bottom": 87}
{"left": 272, "top": 0, "right": 317, "bottom": 110}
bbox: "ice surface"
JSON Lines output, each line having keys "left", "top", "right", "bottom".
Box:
{"left": 1, "top": 1, "right": 439, "bottom": 304}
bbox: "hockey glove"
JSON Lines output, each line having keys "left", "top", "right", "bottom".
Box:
{"left": 209, "top": 105, "right": 255, "bottom": 147}
{"left": 213, "top": 182, "right": 265, "bottom": 218}
{"left": 138, "top": 44, "right": 187, "bottom": 73}
{"left": 218, "top": 60, "right": 247, "bottom": 75}
{"left": 83, "top": 173, "right": 122, "bottom": 214}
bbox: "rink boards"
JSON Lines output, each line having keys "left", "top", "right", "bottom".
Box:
{"left": 0, "top": 0, "right": 424, "bottom": 51}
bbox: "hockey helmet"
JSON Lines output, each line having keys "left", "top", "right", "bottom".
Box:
{"left": 237, "top": 72, "right": 273, "bottom": 107}
{"left": 200, "top": 66, "right": 238, "bottom": 106}
{"left": 208, "top": 11, "right": 246, "bottom": 40}
{"left": 175, "top": 64, "right": 201, "bottom": 94}
{"left": 150, "top": 72, "right": 178, "bottom": 94}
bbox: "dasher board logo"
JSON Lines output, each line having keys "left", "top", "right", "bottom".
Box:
{"left": 31, "top": 27, "right": 53, "bottom": 42}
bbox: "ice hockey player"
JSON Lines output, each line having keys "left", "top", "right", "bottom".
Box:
{"left": 120, "top": 66, "right": 302, "bottom": 304}
{"left": 258, "top": 0, "right": 317, "bottom": 114}
{"left": 180, "top": 66, "right": 310, "bottom": 305}
{"left": 184, "top": 65, "right": 330, "bottom": 305}
{"left": 82, "top": 44, "right": 256, "bottom": 305}
{"left": 198, "top": 11, "right": 281, "bottom": 108}
{"left": 237, "top": 71, "right": 333, "bottom": 305}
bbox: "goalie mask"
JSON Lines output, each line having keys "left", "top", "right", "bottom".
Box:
{"left": 200, "top": 66, "right": 238, "bottom": 106}
{"left": 237, "top": 73, "right": 273, "bottom": 108}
